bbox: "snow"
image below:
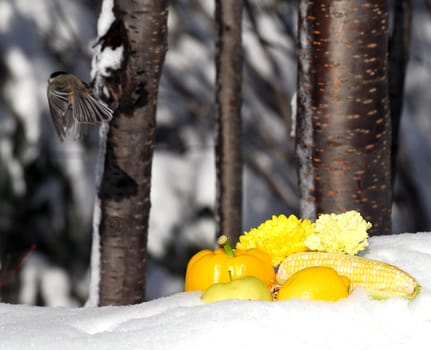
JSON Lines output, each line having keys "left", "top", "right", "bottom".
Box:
{"left": 0, "top": 0, "right": 101, "bottom": 256}
{"left": 96, "top": 0, "right": 115, "bottom": 37}
{"left": 4, "top": 47, "right": 41, "bottom": 147}
{"left": 2, "top": 232, "right": 431, "bottom": 349}
{"left": 92, "top": 0, "right": 124, "bottom": 78}
{"left": 19, "top": 254, "right": 78, "bottom": 308}
{"left": 0, "top": 0, "right": 13, "bottom": 32}
{"left": 2, "top": 1, "right": 431, "bottom": 340}
{"left": 0, "top": 137, "right": 25, "bottom": 196}
{"left": 91, "top": 0, "right": 123, "bottom": 99}
{"left": 148, "top": 149, "right": 216, "bottom": 259}
{"left": 87, "top": 122, "right": 110, "bottom": 307}
{"left": 93, "top": 45, "right": 124, "bottom": 76}
{"left": 87, "top": 197, "right": 101, "bottom": 307}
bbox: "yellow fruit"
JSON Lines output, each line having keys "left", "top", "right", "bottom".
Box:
{"left": 277, "top": 266, "right": 350, "bottom": 301}
{"left": 277, "top": 252, "right": 420, "bottom": 300}
{"left": 201, "top": 276, "right": 273, "bottom": 303}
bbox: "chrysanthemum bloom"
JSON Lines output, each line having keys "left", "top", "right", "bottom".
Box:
{"left": 304, "top": 211, "right": 371, "bottom": 255}
{"left": 236, "top": 214, "right": 314, "bottom": 266}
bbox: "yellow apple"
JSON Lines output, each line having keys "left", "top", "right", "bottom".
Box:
{"left": 201, "top": 276, "right": 273, "bottom": 303}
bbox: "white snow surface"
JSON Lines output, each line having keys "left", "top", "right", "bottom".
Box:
{"left": 2, "top": 232, "right": 431, "bottom": 349}
{"left": 96, "top": 0, "right": 115, "bottom": 37}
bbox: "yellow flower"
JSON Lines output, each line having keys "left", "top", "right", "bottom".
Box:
{"left": 304, "top": 211, "right": 371, "bottom": 255}
{"left": 236, "top": 214, "right": 314, "bottom": 266}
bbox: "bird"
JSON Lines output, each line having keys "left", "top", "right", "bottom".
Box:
{"left": 47, "top": 71, "right": 113, "bottom": 140}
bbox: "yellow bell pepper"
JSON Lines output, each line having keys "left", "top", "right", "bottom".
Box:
{"left": 184, "top": 235, "right": 275, "bottom": 291}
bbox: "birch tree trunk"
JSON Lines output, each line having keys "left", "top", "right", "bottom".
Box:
{"left": 296, "top": 0, "right": 392, "bottom": 235}
{"left": 215, "top": 0, "right": 244, "bottom": 243}
{"left": 95, "top": 0, "right": 168, "bottom": 305}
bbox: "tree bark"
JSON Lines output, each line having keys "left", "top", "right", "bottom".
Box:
{"left": 389, "top": 0, "right": 412, "bottom": 186}
{"left": 296, "top": 0, "right": 392, "bottom": 235}
{"left": 215, "top": 0, "right": 244, "bottom": 243}
{"left": 96, "top": 0, "right": 168, "bottom": 305}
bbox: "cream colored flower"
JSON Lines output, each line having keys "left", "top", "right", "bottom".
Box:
{"left": 304, "top": 211, "right": 371, "bottom": 255}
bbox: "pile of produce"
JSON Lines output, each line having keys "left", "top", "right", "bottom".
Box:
{"left": 184, "top": 211, "right": 420, "bottom": 303}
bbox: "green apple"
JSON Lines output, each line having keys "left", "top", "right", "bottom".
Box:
{"left": 201, "top": 276, "right": 273, "bottom": 303}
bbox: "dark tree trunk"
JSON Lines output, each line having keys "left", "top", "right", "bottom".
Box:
{"left": 389, "top": 0, "right": 412, "bottom": 186}
{"left": 215, "top": 0, "right": 244, "bottom": 243}
{"left": 95, "top": 0, "right": 168, "bottom": 305}
{"left": 296, "top": 0, "right": 392, "bottom": 236}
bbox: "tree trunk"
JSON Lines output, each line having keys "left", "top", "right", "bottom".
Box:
{"left": 296, "top": 0, "right": 392, "bottom": 235}
{"left": 389, "top": 0, "right": 412, "bottom": 186}
{"left": 215, "top": 0, "right": 244, "bottom": 243}
{"left": 95, "top": 0, "right": 168, "bottom": 305}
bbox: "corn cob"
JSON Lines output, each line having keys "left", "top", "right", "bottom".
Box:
{"left": 276, "top": 252, "right": 420, "bottom": 300}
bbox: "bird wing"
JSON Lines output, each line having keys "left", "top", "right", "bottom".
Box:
{"left": 72, "top": 90, "right": 113, "bottom": 124}
{"left": 47, "top": 87, "right": 70, "bottom": 140}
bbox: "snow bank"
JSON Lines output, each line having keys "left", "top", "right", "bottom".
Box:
{"left": 1, "top": 233, "right": 431, "bottom": 349}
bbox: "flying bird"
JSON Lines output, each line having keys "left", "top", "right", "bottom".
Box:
{"left": 47, "top": 71, "right": 113, "bottom": 140}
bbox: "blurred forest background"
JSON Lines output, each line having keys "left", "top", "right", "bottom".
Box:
{"left": 0, "top": 0, "right": 430, "bottom": 306}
